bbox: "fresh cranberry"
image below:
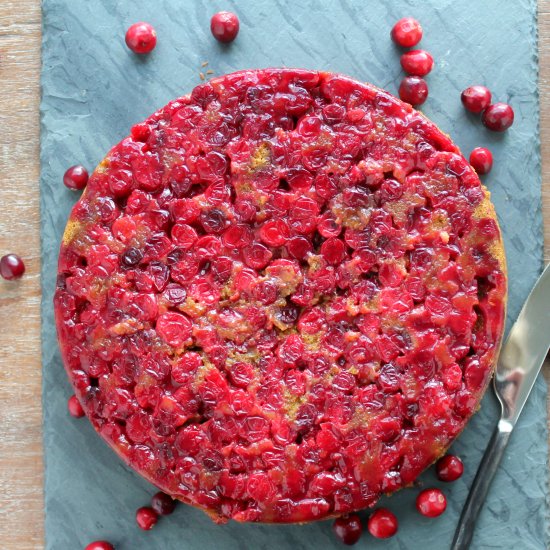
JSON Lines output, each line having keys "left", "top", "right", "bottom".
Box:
{"left": 367, "top": 508, "right": 398, "bottom": 539}
{"left": 416, "top": 488, "right": 447, "bottom": 517}
{"left": 400, "top": 50, "right": 434, "bottom": 76}
{"left": 391, "top": 17, "right": 423, "bottom": 47}
{"left": 399, "top": 76, "right": 428, "bottom": 106}
{"left": 436, "top": 455, "right": 464, "bottom": 482}
{"left": 0, "top": 254, "right": 25, "bottom": 280}
{"left": 125, "top": 22, "right": 157, "bottom": 54}
{"left": 151, "top": 491, "right": 176, "bottom": 515}
{"left": 461, "top": 85, "right": 491, "bottom": 114}
{"left": 332, "top": 514, "right": 363, "bottom": 545}
{"left": 68, "top": 395, "right": 85, "bottom": 418}
{"left": 482, "top": 102, "right": 514, "bottom": 132}
{"left": 469, "top": 147, "right": 493, "bottom": 175}
{"left": 210, "top": 11, "right": 239, "bottom": 43}
{"left": 84, "top": 542, "right": 115, "bottom": 550}
{"left": 63, "top": 165, "right": 89, "bottom": 190}
{"left": 136, "top": 506, "right": 159, "bottom": 530}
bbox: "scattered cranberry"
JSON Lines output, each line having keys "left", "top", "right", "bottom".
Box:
{"left": 125, "top": 22, "right": 157, "bottom": 54}
{"left": 416, "top": 488, "right": 447, "bottom": 517}
{"left": 469, "top": 147, "right": 493, "bottom": 175}
{"left": 367, "top": 508, "right": 398, "bottom": 539}
{"left": 436, "top": 454, "right": 464, "bottom": 482}
{"left": 332, "top": 514, "right": 363, "bottom": 545}
{"left": 210, "top": 11, "right": 240, "bottom": 43}
{"left": 391, "top": 17, "right": 423, "bottom": 47}
{"left": 0, "top": 254, "right": 25, "bottom": 280}
{"left": 399, "top": 76, "right": 428, "bottom": 106}
{"left": 461, "top": 85, "right": 492, "bottom": 114}
{"left": 84, "top": 542, "right": 115, "bottom": 550}
{"left": 151, "top": 491, "right": 176, "bottom": 515}
{"left": 482, "top": 102, "right": 514, "bottom": 132}
{"left": 68, "top": 395, "right": 85, "bottom": 418}
{"left": 136, "top": 506, "right": 159, "bottom": 530}
{"left": 400, "top": 50, "right": 434, "bottom": 76}
{"left": 63, "top": 165, "right": 89, "bottom": 190}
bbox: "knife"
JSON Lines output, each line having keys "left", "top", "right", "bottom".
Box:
{"left": 451, "top": 262, "right": 550, "bottom": 550}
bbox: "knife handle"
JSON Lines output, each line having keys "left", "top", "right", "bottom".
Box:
{"left": 451, "top": 419, "right": 513, "bottom": 550}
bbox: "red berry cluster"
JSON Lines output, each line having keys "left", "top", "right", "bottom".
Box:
{"left": 83, "top": 491, "right": 176, "bottom": 546}
{"left": 392, "top": 18, "right": 432, "bottom": 106}
{"left": 331, "top": 453, "right": 464, "bottom": 544}
{"left": 124, "top": 11, "right": 240, "bottom": 55}
{"left": 391, "top": 18, "right": 514, "bottom": 179}
{"left": 135, "top": 491, "right": 177, "bottom": 531}
{"left": 461, "top": 86, "right": 514, "bottom": 132}
{"left": 332, "top": 507, "right": 398, "bottom": 545}
{"left": 460, "top": 84, "right": 514, "bottom": 175}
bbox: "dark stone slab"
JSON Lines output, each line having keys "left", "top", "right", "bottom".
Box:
{"left": 40, "top": 0, "right": 547, "bottom": 548}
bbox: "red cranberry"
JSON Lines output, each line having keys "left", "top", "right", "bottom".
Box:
{"left": 85, "top": 542, "right": 115, "bottom": 550}
{"left": 68, "top": 395, "right": 85, "bottom": 418}
{"left": 416, "top": 488, "right": 447, "bottom": 517}
{"left": 400, "top": 50, "right": 434, "bottom": 76}
{"left": 320, "top": 237, "right": 345, "bottom": 265}
{"left": 210, "top": 11, "right": 239, "bottom": 43}
{"left": 243, "top": 242, "right": 273, "bottom": 269}
{"left": 260, "top": 219, "right": 290, "bottom": 246}
{"left": 200, "top": 208, "right": 226, "bottom": 233}
{"left": 121, "top": 247, "right": 143, "bottom": 268}
{"left": 461, "top": 85, "right": 492, "bottom": 114}
{"left": 436, "top": 454, "right": 464, "bottom": 482}
{"left": 469, "top": 147, "right": 493, "bottom": 175}
{"left": 287, "top": 236, "right": 312, "bottom": 259}
{"left": 399, "top": 76, "right": 428, "bottom": 106}
{"left": 482, "top": 102, "right": 514, "bottom": 132}
{"left": 151, "top": 491, "right": 176, "bottom": 515}
{"left": 136, "top": 506, "right": 159, "bottom": 530}
{"left": 391, "top": 18, "right": 423, "bottom": 47}
{"left": 63, "top": 165, "right": 89, "bottom": 190}
{"left": 125, "top": 22, "right": 157, "bottom": 54}
{"left": 367, "top": 508, "right": 398, "bottom": 539}
{"left": 0, "top": 254, "right": 25, "bottom": 280}
{"left": 332, "top": 514, "right": 363, "bottom": 545}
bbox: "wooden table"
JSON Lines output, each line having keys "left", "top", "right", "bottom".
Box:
{"left": 0, "top": 1, "right": 548, "bottom": 547}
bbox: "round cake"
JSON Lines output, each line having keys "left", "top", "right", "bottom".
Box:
{"left": 54, "top": 69, "right": 507, "bottom": 523}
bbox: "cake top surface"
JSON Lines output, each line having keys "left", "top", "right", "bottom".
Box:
{"left": 54, "top": 68, "right": 506, "bottom": 523}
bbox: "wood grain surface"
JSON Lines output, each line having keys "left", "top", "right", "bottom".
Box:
{"left": 0, "top": 1, "right": 547, "bottom": 548}
{"left": 0, "top": 1, "right": 43, "bottom": 548}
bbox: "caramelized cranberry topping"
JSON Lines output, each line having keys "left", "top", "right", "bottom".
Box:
{"left": 54, "top": 69, "right": 506, "bottom": 524}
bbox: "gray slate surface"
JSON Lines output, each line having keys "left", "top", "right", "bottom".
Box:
{"left": 40, "top": 0, "right": 547, "bottom": 548}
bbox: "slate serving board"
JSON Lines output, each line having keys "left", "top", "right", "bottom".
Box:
{"left": 40, "top": 0, "right": 548, "bottom": 548}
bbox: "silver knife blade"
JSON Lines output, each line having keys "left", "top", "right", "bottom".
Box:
{"left": 495, "top": 262, "right": 550, "bottom": 426}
